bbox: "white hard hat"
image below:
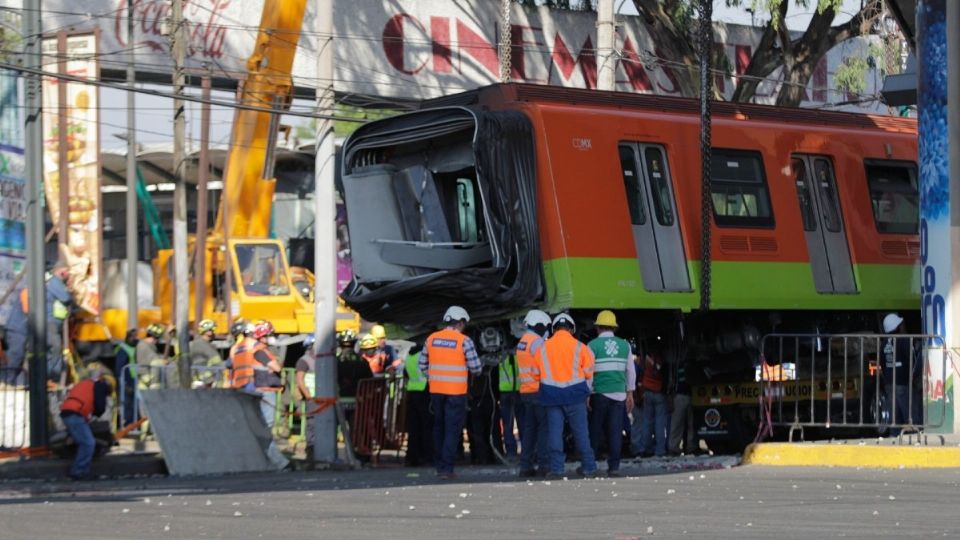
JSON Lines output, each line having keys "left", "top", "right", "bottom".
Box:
{"left": 552, "top": 312, "right": 575, "bottom": 331}
{"left": 443, "top": 305, "right": 470, "bottom": 323}
{"left": 883, "top": 313, "right": 904, "bottom": 333}
{"left": 523, "top": 309, "right": 551, "bottom": 328}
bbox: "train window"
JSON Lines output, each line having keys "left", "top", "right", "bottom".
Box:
{"left": 710, "top": 149, "right": 775, "bottom": 228}
{"left": 619, "top": 145, "right": 647, "bottom": 225}
{"left": 813, "top": 159, "right": 843, "bottom": 232}
{"left": 791, "top": 159, "right": 817, "bottom": 231}
{"left": 644, "top": 147, "right": 674, "bottom": 226}
{"left": 865, "top": 161, "right": 919, "bottom": 234}
{"left": 456, "top": 178, "right": 479, "bottom": 243}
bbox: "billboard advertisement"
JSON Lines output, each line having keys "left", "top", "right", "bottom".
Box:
{"left": 0, "top": 144, "right": 25, "bottom": 327}
{"left": 3, "top": 0, "right": 885, "bottom": 111}
{"left": 41, "top": 33, "right": 102, "bottom": 315}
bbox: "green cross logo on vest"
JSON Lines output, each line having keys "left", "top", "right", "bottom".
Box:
{"left": 589, "top": 336, "right": 630, "bottom": 394}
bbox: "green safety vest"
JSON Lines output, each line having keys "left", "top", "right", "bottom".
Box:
{"left": 115, "top": 342, "right": 136, "bottom": 362}
{"left": 498, "top": 354, "right": 519, "bottom": 392}
{"left": 588, "top": 335, "right": 630, "bottom": 394}
{"left": 405, "top": 353, "right": 427, "bottom": 392}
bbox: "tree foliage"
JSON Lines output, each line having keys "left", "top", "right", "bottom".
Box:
{"left": 632, "top": 0, "right": 884, "bottom": 105}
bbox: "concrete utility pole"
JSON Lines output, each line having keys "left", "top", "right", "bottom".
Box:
{"left": 194, "top": 72, "right": 211, "bottom": 325}
{"left": 23, "top": 0, "right": 48, "bottom": 448}
{"left": 56, "top": 33, "right": 69, "bottom": 254}
{"left": 126, "top": 0, "right": 138, "bottom": 335}
{"left": 597, "top": 0, "right": 616, "bottom": 91}
{"left": 312, "top": 0, "right": 338, "bottom": 462}
{"left": 170, "top": 0, "right": 191, "bottom": 387}
{"left": 947, "top": 0, "right": 960, "bottom": 432}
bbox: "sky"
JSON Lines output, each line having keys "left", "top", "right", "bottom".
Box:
{"left": 97, "top": 0, "right": 871, "bottom": 154}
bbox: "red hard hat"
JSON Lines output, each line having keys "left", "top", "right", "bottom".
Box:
{"left": 252, "top": 320, "right": 275, "bottom": 340}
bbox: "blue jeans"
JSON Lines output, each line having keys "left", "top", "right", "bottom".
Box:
{"left": 589, "top": 394, "right": 626, "bottom": 471}
{"left": 639, "top": 390, "right": 669, "bottom": 456}
{"left": 62, "top": 413, "right": 95, "bottom": 478}
{"left": 519, "top": 393, "right": 548, "bottom": 472}
{"left": 260, "top": 390, "right": 277, "bottom": 429}
{"left": 499, "top": 391, "right": 524, "bottom": 457}
{"left": 545, "top": 401, "right": 596, "bottom": 475}
{"left": 431, "top": 394, "right": 467, "bottom": 474}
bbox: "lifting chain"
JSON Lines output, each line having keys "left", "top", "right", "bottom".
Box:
{"left": 697, "top": 0, "right": 713, "bottom": 312}
{"left": 499, "top": 0, "right": 512, "bottom": 83}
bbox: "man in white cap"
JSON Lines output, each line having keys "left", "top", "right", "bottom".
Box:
{"left": 419, "top": 306, "right": 482, "bottom": 479}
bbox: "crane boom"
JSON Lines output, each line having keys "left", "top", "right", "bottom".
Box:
{"left": 214, "top": 0, "right": 308, "bottom": 240}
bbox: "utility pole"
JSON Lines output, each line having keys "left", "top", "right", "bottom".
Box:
{"left": 126, "top": 0, "right": 138, "bottom": 335}
{"left": 194, "top": 71, "right": 211, "bottom": 325}
{"left": 23, "top": 0, "right": 48, "bottom": 448}
{"left": 697, "top": 0, "right": 713, "bottom": 312}
{"left": 597, "top": 0, "right": 616, "bottom": 91}
{"left": 313, "top": 0, "right": 338, "bottom": 462}
{"left": 170, "top": 0, "right": 191, "bottom": 387}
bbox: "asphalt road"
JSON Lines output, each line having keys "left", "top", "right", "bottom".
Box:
{"left": 2, "top": 461, "right": 958, "bottom": 539}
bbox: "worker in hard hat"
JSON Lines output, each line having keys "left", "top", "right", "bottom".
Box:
{"left": 371, "top": 324, "right": 401, "bottom": 373}
{"left": 536, "top": 312, "right": 597, "bottom": 479}
{"left": 113, "top": 329, "right": 139, "bottom": 427}
{"left": 419, "top": 306, "right": 482, "bottom": 479}
{"left": 495, "top": 327, "right": 522, "bottom": 461}
{"left": 4, "top": 265, "right": 73, "bottom": 385}
{"left": 190, "top": 319, "right": 223, "bottom": 388}
{"left": 516, "top": 309, "right": 551, "bottom": 477}
{"left": 250, "top": 320, "right": 284, "bottom": 428}
{"left": 587, "top": 310, "right": 635, "bottom": 477}
{"left": 136, "top": 324, "right": 170, "bottom": 389}
{"left": 59, "top": 369, "right": 115, "bottom": 480}
{"left": 881, "top": 312, "right": 920, "bottom": 433}
{"left": 359, "top": 333, "right": 387, "bottom": 375}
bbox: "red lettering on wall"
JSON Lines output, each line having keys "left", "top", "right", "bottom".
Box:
{"left": 550, "top": 34, "right": 597, "bottom": 89}
{"left": 383, "top": 14, "right": 428, "bottom": 75}
{"left": 653, "top": 46, "right": 680, "bottom": 94}
{"left": 455, "top": 20, "right": 499, "bottom": 77}
{"left": 618, "top": 37, "right": 653, "bottom": 92}
{"left": 812, "top": 58, "right": 827, "bottom": 102}
{"left": 431, "top": 17, "right": 452, "bottom": 73}
{"left": 114, "top": 0, "right": 230, "bottom": 60}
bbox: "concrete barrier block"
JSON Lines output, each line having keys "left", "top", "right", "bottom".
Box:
{"left": 139, "top": 389, "right": 286, "bottom": 476}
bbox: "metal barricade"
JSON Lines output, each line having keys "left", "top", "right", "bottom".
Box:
{"left": 757, "top": 333, "right": 947, "bottom": 443}
{"left": 352, "top": 376, "right": 404, "bottom": 461}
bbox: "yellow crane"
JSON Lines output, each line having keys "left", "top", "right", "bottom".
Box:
{"left": 78, "top": 0, "right": 358, "bottom": 346}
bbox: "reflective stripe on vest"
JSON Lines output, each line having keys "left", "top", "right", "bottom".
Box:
{"left": 405, "top": 353, "right": 427, "bottom": 392}
{"left": 61, "top": 379, "right": 95, "bottom": 418}
{"left": 540, "top": 341, "right": 586, "bottom": 388}
{"left": 303, "top": 373, "right": 316, "bottom": 398}
{"left": 516, "top": 332, "right": 544, "bottom": 394}
{"left": 425, "top": 329, "right": 468, "bottom": 395}
{"left": 498, "top": 354, "right": 519, "bottom": 392}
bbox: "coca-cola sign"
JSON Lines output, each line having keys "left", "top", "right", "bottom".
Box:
{"left": 6, "top": 0, "right": 883, "bottom": 111}
{"left": 113, "top": 0, "right": 230, "bottom": 60}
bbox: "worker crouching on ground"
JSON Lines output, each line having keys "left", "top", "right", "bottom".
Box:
{"left": 517, "top": 309, "right": 551, "bottom": 477}
{"left": 419, "top": 306, "right": 482, "bottom": 479}
{"left": 537, "top": 313, "right": 597, "bottom": 479}
{"left": 60, "top": 369, "right": 115, "bottom": 480}
{"left": 587, "top": 310, "right": 635, "bottom": 477}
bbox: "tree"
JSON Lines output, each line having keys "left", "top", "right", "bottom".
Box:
{"left": 632, "top": 0, "right": 884, "bottom": 106}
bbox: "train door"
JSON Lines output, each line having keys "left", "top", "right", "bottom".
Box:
{"left": 791, "top": 155, "right": 857, "bottom": 293}
{"left": 618, "top": 143, "right": 691, "bottom": 291}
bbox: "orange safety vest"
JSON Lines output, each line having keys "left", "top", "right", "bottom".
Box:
{"left": 362, "top": 350, "right": 387, "bottom": 374}
{"left": 19, "top": 288, "right": 28, "bottom": 313}
{"left": 641, "top": 354, "right": 664, "bottom": 393}
{"left": 231, "top": 338, "right": 257, "bottom": 389}
{"left": 425, "top": 328, "right": 469, "bottom": 395}
{"left": 516, "top": 332, "right": 544, "bottom": 394}
{"left": 61, "top": 379, "right": 95, "bottom": 419}
{"left": 539, "top": 330, "right": 594, "bottom": 388}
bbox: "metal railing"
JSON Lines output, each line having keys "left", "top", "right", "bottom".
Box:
{"left": 756, "top": 333, "right": 947, "bottom": 443}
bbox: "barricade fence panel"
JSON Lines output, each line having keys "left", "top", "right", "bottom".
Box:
{"left": 757, "top": 333, "right": 946, "bottom": 441}
{"left": 1, "top": 367, "right": 29, "bottom": 450}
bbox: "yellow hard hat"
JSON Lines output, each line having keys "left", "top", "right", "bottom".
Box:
{"left": 359, "top": 333, "right": 378, "bottom": 350}
{"left": 595, "top": 310, "right": 618, "bottom": 328}
{"left": 370, "top": 324, "right": 387, "bottom": 340}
